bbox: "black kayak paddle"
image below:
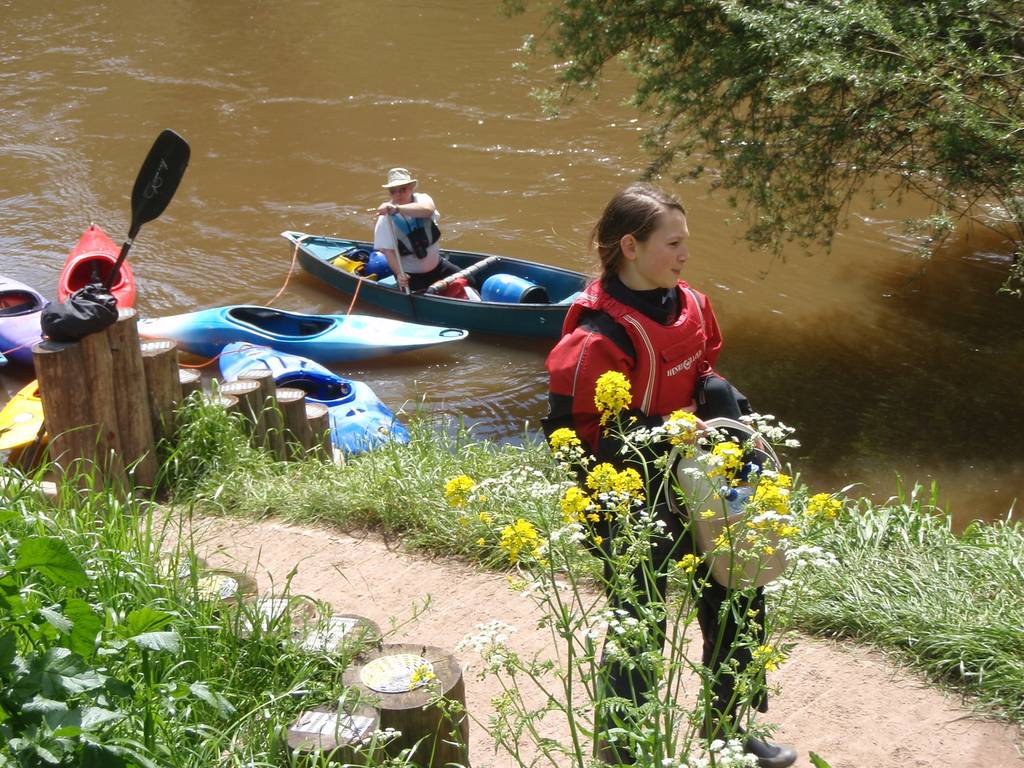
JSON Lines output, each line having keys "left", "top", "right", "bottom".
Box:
{"left": 104, "top": 129, "right": 191, "bottom": 291}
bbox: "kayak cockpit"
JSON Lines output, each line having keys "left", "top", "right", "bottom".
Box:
{"left": 277, "top": 374, "right": 353, "bottom": 402}
{"left": 228, "top": 307, "right": 332, "bottom": 337}
{"left": 0, "top": 291, "right": 43, "bottom": 316}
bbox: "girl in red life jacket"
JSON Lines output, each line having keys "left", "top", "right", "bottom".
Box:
{"left": 542, "top": 183, "right": 796, "bottom": 768}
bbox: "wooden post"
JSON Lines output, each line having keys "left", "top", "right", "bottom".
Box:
{"left": 33, "top": 340, "right": 107, "bottom": 479}
{"left": 204, "top": 394, "right": 239, "bottom": 416}
{"left": 239, "top": 369, "right": 286, "bottom": 460}
{"left": 78, "top": 329, "right": 126, "bottom": 481}
{"left": 274, "top": 387, "right": 310, "bottom": 460}
{"left": 140, "top": 339, "right": 182, "bottom": 444}
{"left": 107, "top": 309, "right": 156, "bottom": 488}
{"left": 297, "top": 613, "right": 382, "bottom": 655}
{"left": 305, "top": 402, "right": 332, "bottom": 459}
{"left": 32, "top": 312, "right": 166, "bottom": 488}
{"left": 194, "top": 568, "right": 257, "bottom": 606}
{"left": 341, "top": 643, "right": 470, "bottom": 768}
{"left": 287, "top": 702, "right": 380, "bottom": 763}
{"left": 179, "top": 368, "right": 202, "bottom": 400}
{"left": 219, "top": 380, "right": 264, "bottom": 446}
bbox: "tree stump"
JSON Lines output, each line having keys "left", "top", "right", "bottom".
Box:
{"left": 239, "top": 368, "right": 286, "bottom": 460}
{"left": 305, "top": 402, "right": 332, "bottom": 459}
{"left": 179, "top": 368, "right": 202, "bottom": 400}
{"left": 77, "top": 330, "right": 125, "bottom": 480}
{"left": 298, "top": 613, "right": 382, "bottom": 655}
{"left": 203, "top": 393, "right": 239, "bottom": 416}
{"left": 219, "top": 380, "right": 264, "bottom": 448}
{"left": 107, "top": 309, "right": 156, "bottom": 487}
{"left": 274, "top": 387, "right": 309, "bottom": 460}
{"left": 32, "top": 311, "right": 156, "bottom": 488}
{"left": 140, "top": 339, "right": 182, "bottom": 444}
{"left": 194, "top": 568, "right": 257, "bottom": 607}
{"left": 238, "top": 594, "right": 318, "bottom": 638}
{"left": 287, "top": 702, "right": 380, "bottom": 763}
{"left": 32, "top": 339, "right": 107, "bottom": 479}
{"left": 341, "top": 643, "right": 470, "bottom": 768}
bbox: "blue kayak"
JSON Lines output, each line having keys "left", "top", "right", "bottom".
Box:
{"left": 0, "top": 275, "right": 47, "bottom": 366}
{"left": 138, "top": 305, "right": 468, "bottom": 362}
{"left": 218, "top": 342, "right": 410, "bottom": 454}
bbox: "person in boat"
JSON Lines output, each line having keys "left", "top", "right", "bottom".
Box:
{"left": 542, "top": 183, "right": 797, "bottom": 768}
{"left": 373, "top": 167, "right": 459, "bottom": 292}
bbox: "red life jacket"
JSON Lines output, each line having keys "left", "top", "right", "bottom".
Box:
{"left": 559, "top": 280, "right": 715, "bottom": 417}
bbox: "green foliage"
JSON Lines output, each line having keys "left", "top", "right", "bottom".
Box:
{"left": 169, "top": 411, "right": 574, "bottom": 565}
{"left": 0, "top": 467, "right": 402, "bottom": 768}
{"left": 792, "top": 482, "right": 1024, "bottom": 724}
{"left": 507, "top": 0, "right": 1024, "bottom": 287}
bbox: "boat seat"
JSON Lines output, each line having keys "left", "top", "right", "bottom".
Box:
{"left": 232, "top": 307, "right": 282, "bottom": 324}
{"left": 0, "top": 293, "right": 36, "bottom": 316}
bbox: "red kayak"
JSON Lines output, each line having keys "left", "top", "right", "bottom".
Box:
{"left": 58, "top": 224, "right": 136, "bottom": 308}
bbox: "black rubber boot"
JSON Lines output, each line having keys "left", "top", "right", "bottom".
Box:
{"left": 742, "top": 734, "right": 797, "bottom": 768}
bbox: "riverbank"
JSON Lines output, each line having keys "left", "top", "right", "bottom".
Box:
{"left": 175, "top": 512, "right": 1022, "bottom": 768}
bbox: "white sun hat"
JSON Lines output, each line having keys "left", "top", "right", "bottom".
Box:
{"left": 382, "top": 167, "right": 417, "bottom": 188}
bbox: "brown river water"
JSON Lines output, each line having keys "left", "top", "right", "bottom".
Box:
{"left": 2, "top": 0, "right": 1022, "bottom": 526}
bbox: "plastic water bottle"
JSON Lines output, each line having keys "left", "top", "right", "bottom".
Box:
{"left": 722, "top": 485, "right": 755, "bottom": 517}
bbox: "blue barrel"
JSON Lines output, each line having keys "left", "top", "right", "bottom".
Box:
{"left": 363, "top": 250, "right": 392, "bottom": 280}
{"left": 480, "top": 273, "right": 549, "bottom": 304}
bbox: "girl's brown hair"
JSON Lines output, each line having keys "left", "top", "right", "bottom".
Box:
{"left": 591, "top": 183, "right": 686, "bottom": 283}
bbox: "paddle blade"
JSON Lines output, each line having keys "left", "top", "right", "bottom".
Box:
{"left": 128, "top": 129, "right": 190, "bottom": 239}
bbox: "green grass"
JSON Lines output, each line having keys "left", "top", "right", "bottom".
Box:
{"left": 0, "top": 460, "right": 407, "bottom": 768}
{"left": 163, "top": 400, "right": 574, "bottom": 567}
{"left": 161, "top": 400, "right": 1024, "bottom": 728}
{"left": 3, "top": 398, "right": 1021, "bottom": 768}
{"left": 791, "top": 484, "right": 1024, "bottom": 724}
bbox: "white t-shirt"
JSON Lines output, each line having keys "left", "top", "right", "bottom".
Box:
{"left": 372, "top": 192, "right": 442, "bottom": 274}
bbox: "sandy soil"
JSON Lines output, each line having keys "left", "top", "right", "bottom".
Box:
{"left": 178, "top": 514, "right": 1023, "bottom": 768}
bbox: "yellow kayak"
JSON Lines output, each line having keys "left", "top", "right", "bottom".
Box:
{"left": 0, "top": 381, "right": 44, "bottom": 452}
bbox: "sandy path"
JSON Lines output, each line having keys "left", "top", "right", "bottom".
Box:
{"left": 179, "top": 514, "right": 1023, "bottom": 768}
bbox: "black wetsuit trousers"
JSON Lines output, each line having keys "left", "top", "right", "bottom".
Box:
{"left": 595, "top": 501, "right": 767, "bottom": 721}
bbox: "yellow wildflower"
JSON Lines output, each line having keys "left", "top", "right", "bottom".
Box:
{"left": 752, "top": 477, "right": 790, "bottom": 516}
{"left": 560, "top": 486, "right": 592, "bottom": 524}
{"left": 476, "top": 537, "right": 486, "bottom": 546}
{"left": 409, "top": 664, "right": 436, "bottom": 687}
{"left": 774, "top": 523, "right": 800, "bottom": 539}
{"left": 500, "top": 519, "right": 543, "bottom": 564}
{"left": 585, "top": 463, "right": 620, "bottom": 494}
{"left": 675, "top": 553, "right": 700, "bottom": 574}
{"left": 665, "top": 409, "right": 699, "bottom": 445}
{"left": 708, "top": 441, "right": 744, "bottom": 481}
{"left": 477, "top": 511, "right": 493, "bottom": 524}
{"left": 594, "top": 371, "right": 631, "bottom": 425}
{"left": 614, "top": 467, "right": 644, "bottom": 496}
{"left": 700, "top": 509, "right": 717, "bottom": 520}
{"left": 585, "top": 464, "right": 644, "bottom": 499}
{"left": 593, "top": 535, "right": 604, "bottom": 547}
{"left": 444, "top": 475, "right": 476, "bottom": 508}
{"left": 752, "top": 644, "right": 786, "bottom": 672}
{"left": 548, "top": 427, "right": 581, "bottom": 451}
{"left": 806, "top": 493, "right": 842, "bottom": 520}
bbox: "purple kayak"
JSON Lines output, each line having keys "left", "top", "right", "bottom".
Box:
{"left": 0, "top": 276, "right": 47, "bottom": 366}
